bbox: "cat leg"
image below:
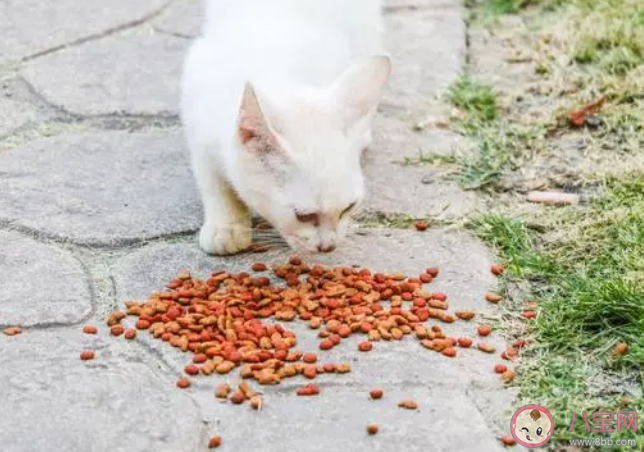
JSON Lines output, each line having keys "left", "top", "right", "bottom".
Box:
{"left": 192, "top": 151, "right": 252, "bottom": 255}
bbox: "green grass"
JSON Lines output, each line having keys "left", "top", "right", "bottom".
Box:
{"left": 446, "top": 75, "right": 499, "bottom": 122}
{"left": 445, "top": 75, "right": 548, "bottom": 189}
{"left": 471, "top": 176, "right": 644, "bottom": 450}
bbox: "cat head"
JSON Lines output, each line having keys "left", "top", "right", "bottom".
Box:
{"left": 233, "top": 56, "right": 391, "bottom": 253}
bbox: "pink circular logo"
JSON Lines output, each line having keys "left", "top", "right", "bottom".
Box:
{"left": 510, "top": 405, "right": 554, "bottom": 447}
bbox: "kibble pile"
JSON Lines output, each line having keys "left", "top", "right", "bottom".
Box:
{"left": 75, "top": 257, "right": 523, "bottom": 448}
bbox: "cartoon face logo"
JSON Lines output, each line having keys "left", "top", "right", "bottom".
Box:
{"left": 510, "top": 405, "right": 554, "bottom": 447}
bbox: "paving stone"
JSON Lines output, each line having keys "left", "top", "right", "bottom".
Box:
{"left": 363, "top": 163, "right": 480, "bottom": 218}
{"left": 383, "top": 5, "right": 466, "bottom": 117}
{"left": 0, "top": 231, "right": 91, "bottom": 327}
{"left": 0, "top": 0, "right": 170, "bottom": 65}
{"left": 153, "top": 0, "right": 204, "bottom": 38}
{"left": 0, "top": 97, "right": 44, "bottom": 138}
{"left": 365, "top": 114, "right": 478, "bottom": 218}
{"left": 0, "top": 130, "right": 201, "bottom": 245}
{"left": 21, "top": 28, "right": 187, "bottom": 116}
{"left": 0, "top": 329, "right": 204, "bottom": 452}
{"left": 371, "top": 114, "right": 467, "bottom": 160}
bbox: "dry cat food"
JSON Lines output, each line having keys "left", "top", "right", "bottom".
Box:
{"left": 3, "top": 327, "right": 22, "bottom": 336}
{"left": 80, "top": 350, "right": 95, "bottom": 361}
{"left": 414, "top": 220, "right": 428, "bottom": 231}
{"left": 106, "top": 260, "right": 501, "bottom": 388}
{"left": 208, "top": 436, "right": 222, "bottom": 449}
{"left": 477, "top": 325, "right": 491, "bottom": 337}
{"left": 82, "top": 325, "right": 98, "bottom": 335}
{"left": 99, "top": 255, "right": 515, "bottom": 447}
{"left": 613, "top": 342, "right": 628, "bottom": 358}
{"left": 398, "top": 399, "right": 418, "bottom": 410}
{"left": 499, "top": 435, "right": 516, "bottom": 446}
{"left": 296, "top": 383, "right": 320, "bottom": 396}
{"left": 490, "top": 264, "right": 505, "bottom": 276}
{"left": 369, "top": 389, "right": 383, "bottom": 400}
{"left": 176, "top": 378, "right": 191, "bottom": 389}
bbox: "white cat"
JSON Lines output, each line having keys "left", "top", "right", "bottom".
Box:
{"left": 181, "top": 0, "right": 390, "bottom": 255}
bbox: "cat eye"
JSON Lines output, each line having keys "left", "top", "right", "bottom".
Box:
{"left": 536, "top": 427, "right": 542, "bottom": 435}
{"left": 295, "top": 211, "right": 320, "bottom": 225}
{"left": 340, "top": 201, "right": 357, "bottom": 218}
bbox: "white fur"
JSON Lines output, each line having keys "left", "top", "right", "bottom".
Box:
{"left": 181, "top": 0, "right": 390, "bottom": 255}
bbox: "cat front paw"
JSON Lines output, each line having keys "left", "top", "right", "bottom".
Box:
{"left": 199, "top": 223, "right": 252, "bottom": 255}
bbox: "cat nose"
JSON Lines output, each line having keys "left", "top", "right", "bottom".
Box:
{"left": 317, "top": 244, "right": 336, "bottom": 253}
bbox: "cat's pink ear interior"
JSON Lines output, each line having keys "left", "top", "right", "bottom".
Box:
{"left": 332, "top": 55, "right": 391, "bottom": 123}
{"left": 238, "top": 83, "right": 265, "bottom": 145}
{"left": 237, "top": 83, "right": 280, "bottom": 151}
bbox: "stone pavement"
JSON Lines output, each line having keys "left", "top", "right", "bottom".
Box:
{"left": 0, "top": 1, "right": 514, "bottom": 451}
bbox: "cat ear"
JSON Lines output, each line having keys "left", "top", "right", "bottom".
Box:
{"left": 331, "top": 55, "right": 391, "bottom": 125}
{"left": 237, "top": 83, "right": 280, "bottom": 150}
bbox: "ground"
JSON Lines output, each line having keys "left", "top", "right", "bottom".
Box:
{"left": 0, "top": 1, "right": 516, "bottom": 451}
{"left": 2, "top": 0, "right": 640, "bottom": 450}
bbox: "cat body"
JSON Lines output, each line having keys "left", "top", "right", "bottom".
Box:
{"left": 181, "top": 0, "right": 390, "bottom": 254}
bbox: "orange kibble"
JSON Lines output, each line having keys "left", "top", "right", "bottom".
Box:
{"left": 296, "top": 384, "right": 320, "bottom": 396}
{"left": 499, "top": 435, "right": 516, "bottom": 446}
{"left": 230, "top": 391, "right": 245, "bottom": 404}
{"left": 613, "top": 342, "right": 628, "bottom": 358}
{"left": 414, "top": 220, "right": 428, "bottom": 231}
{"left": 431, "top": 292, "right": 447, "bottom": 301}
{"left": 208, "top": 436, "right": 222, "bottom": 449}
{"left": 3, "top": 327, "right": 23, "bottom": 336}
{"left": 494, "top": 364, "right": 508, "bottom": 374}
{"left": 358, "top": 341, "right": 373, "bottom": 352}
{"left": 425, "top": 267, "right": 440, "bottom": 277}
{"left": 485, "top": 292, "right": 502, "bottom": 303}
{"left": 501, "top": 370, "right": 516, "bottom": 382}
{"left": 251, "top": 262, "right": 267, "bottom": 272}
{"left": 289, "top": 256, "right": 302, "bottom": 266}
{"left": 110, "top": 325, "right": 125, "bottom": 336}
{"left": 367, "top": 424, "right": 379, "bottom": 435}
{"left": 455, "top": 310, "right": 476, "bottom": 321}
{"left": 491, "top": 263, "right": 505, "bottom": 276}
{"left": 477, "top": 342, "right": 496, "bottom": 353}
{"left": 323, "top": 363, "right": 336, "bottom": 373}
{"left": 319, "top": 340, "right": 333, "bottom": 350}
{"left": 338, "top": 324, "right": 351, "bottom": 338}
{"left": 176, "top": 378, "right": 191, "bottom": 389}
{"left": 303, "top": 366, "right": 317, "bottom": 379}
{"left": 82, "top": 325, "right": 98, "bottom": 335}
{"left": 370, "top": 389, "right": 383, "bottom": 400}
{"left": 194, "top": 353, "right": 208, "bottom": 364}
{"left": 477, "top": 325, "right": 492, "bottom": 337}
{"left": 135, "top": 319, "right": 150, "bottom": 330}
{"left": 124, "top": 329, "right": 137, "bottom": 340}
{"left": 457, "top": 337, "right": 473, "bottom": 348}
{"left": 303, "top": 353, "right": 318, "bottom": 364}
{"left": 521, "top": 310, "right": 537, "bottom": 320}
{"left": 80, "top": 351, "right": 95, "bottom": 361}
{"left": 185, "top": 365, "right": 200, "bottom": 376}
{"left": 441, "top": 347, "right": 457, "bottom": 358}
{"left": 513, "top": 340, "right": 527, "bottom": 349}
